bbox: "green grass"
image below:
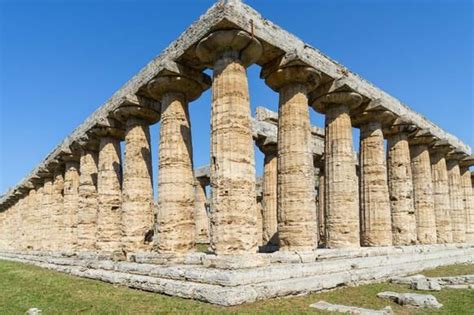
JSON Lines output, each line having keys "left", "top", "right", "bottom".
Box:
{"left": 0, "top": 260, "right": 473, "bottom": 314}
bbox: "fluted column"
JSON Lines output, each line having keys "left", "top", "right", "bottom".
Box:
{"left": 317, "top": 168, "right": 326, "bottom": 247}
{"left": 51, "top": 166, "right": 65, "bottom": 252}
{"left": 41, "top": 176, "right": 53, "bottom": 250}
{"left": 410, "top": 133, "right": 437, "bottom": 244}
{"left": 63, "top": 158, "right": 80, "bottom": 251}
{"left": 77, "top": 147, "right": 99, "bottom": 251}
{"left": 196, "top": 30, "right": 262, "bottom": 255}
{"left": 194, "top": 178, "right": 210, "bottom": 244}
{"left": 96, "top": 132, "right": 123, "bottom": 254}
{"left": 385, "top": 121, "right": 417, "bottom": 245}
{"left": 358, "top": 120, "right": 392, "bottom": 246}
{"left": 148, "top": 69, "right": 209, "bottom": 254}
{"left": 311, "top": 92, "right": 362, "bottom": 248}
{"left": 262, "top": 61, "right": 320, "bottom": 251}
{"left": 430, "top": 143, "right": 453, "bottom": 243}
{"left": 447, "top": 156, "right": 466, "bottom": 242}
{"left": 26, "top": 188, "right": 37, "bottom": 250}
{"left": 261, "top": 146, "right": 278, "bottom": 247}
{"left": 460, "top": 157, "right": 474, "bottom": 243}
{"left": 32, "top": 183, "right": 44, "bottom": 250}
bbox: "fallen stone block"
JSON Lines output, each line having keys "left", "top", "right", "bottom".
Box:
{"left": 377, "top": 291, "right": 443, "bottom": 308}
{"left": 390, "top": 274, "right": 425, "bottom": 284}
{"left": 410, "top": 279, "right": 441, "bottom": 291}
{"left": 310, "top": 301, "right": 393, "bottom": 315}
{"left": 27, "top": 308, "right": 42, "bottom": 315}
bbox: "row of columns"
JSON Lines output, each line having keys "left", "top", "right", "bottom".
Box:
{"left": 1, "top": 28, "right": 473, "bottom": 257}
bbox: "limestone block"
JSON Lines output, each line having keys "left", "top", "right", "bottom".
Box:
{"left": 63, "top": 161, "right": 80, "bottom": 250}
{"left": 460, "top": 166, "right": 474, "bottom": 243}
{"left": 410, "top": 279, "right": 441, "bottom": 291}
{"left": 430, "top": 151, "right": 453, "bottom": 243}
{"left": 51, "top": 169, "right": 65, "bottom": 252}
{"left": 96, "top": 137, "right": 123, "bottom": 253}
{"left": 359, "top": 121, "right": 392, "bottom": 246}
{"left": 447, "top": 159, "right": 466, "bottom": 242}
{"left": 310, "top": 301, "right": 394, "bottom": 315}
{"left": 377, "top": 291, "right": 442, "bottom": 308}
{"left": 77, "top": 149, "right": 99, "bottom": 251}
{"left": 122, "top": 117, "right": 154, "bottom": 253}
{"left": 40, "top": 178, "right": 53, "bottom": 250}
{"left": 410, "top": 144, "right": 437, "bottom": 244}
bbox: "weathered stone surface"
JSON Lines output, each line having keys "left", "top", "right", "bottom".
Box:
{"left": 197, "top": 30, "right": 261, "bottom": 255}
{"left": 121, "top": 117, "right": 154, "bottom": 253}
{"left": 77, "top": 149, "right": 99, "bottom": 251}
{"left": 387, "top": 130, "right": 417, "bottom": 245}
{"left": 63, "top": 161, "right": 80, "bottom": 250}
{"left": 194, "top": 179, "right": 210, "bottom": 244}
{"left": 447, "top": 158, "right": 466, "bottom": 242}
{"left": 317, "top": 170, "right": 326, "bottom": 247}
{"left": 41, "top": 177, "right": 53, "bottom": 250}
{"left": 310, "top": 301, "right": 394, "bottom": 315}
{"left": 261, "top": 147, "right": 278, "bottom": 247}
{"left": 359, "top": 121, "right": 392, "bottom": 246}
{"left": 263, "top": 63, "right": 320, "bottom": 251}
{"left": 410, "top": 278, "right": 441, "bottom": 291}
{"left": 377, "top": 291, "right": 443, "bottom": 308}
{"left": 460, "top": 165, "right": 474, "bottom": 243}
{"left": 51, "top": 168, "right": 65, "bottom": 251}
{"left": 410, "top": 143, "right": 437, "bottom": 244}
{"left": 430, "top": 148, "right": 453, "bottom": 243}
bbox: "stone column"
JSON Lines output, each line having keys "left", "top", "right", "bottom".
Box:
{"left": 447, "top": 156, "right": 466, "bottom": 242}
{"left": 77, "top": 147, "right": 99, "bottom": 251}
{"left": 26, "top": 188, "right": 37, "bottom": 250}
{"left": 358, "top": 119, "right": 392, "bottom": 246}
{"left": 51, "top": 166, "right": 65, "bottom": 252}
{"left": 96, "top": 131, "right": 123, "bottom": 254}
{"left": 40, "top": 176, "right": 53, "bottom": 251}
{"left": 196, "top": 30, "right": 262, "bottom": 255}
{"left": 311, "top": 92, "right": 363, "bottom": 248}
{"left": 62, "top": 158, "right": 80, "bottom": 251}
{"left": 460, "top": 157, "right": 474, "bottom": 243}
{"left": 317, "top": 167, "right": 326, "bottom": 247}
{"left": 262, "top": 61, "right": 321, "bottom": 251}
{"left": 429, "top": 143, "right": 453, "bottom": 243}
{"left": 410, "top": 133, "right": 437, "bottom": 244}
{"left": 32, "top": 183, "right": 44, "bottom": 251}
{"left": 148, "top": 69, "right": 209, "bottom": 254}
{"left": 385, "top": 120, "right": 417, "bottom": 245}
{"left": 194, "top": 178, "right": 210, "bottom": 244}
{"left": 261, "top": 145, "right": 278, "bottom": 247}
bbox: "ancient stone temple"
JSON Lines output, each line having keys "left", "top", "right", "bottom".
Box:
{"left": 0, "top": 0, "right": 473, "bottom": 306}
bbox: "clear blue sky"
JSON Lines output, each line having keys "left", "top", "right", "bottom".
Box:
{"left": 0, "top": 0, "right": 472, "bottom": 195}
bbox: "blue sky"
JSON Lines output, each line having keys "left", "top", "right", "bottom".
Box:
{"left": 0, "top": 0, "right": 472, "bottom": 195}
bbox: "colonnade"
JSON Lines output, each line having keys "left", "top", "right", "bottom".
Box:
{"left": 1, "top": 29, "right": 473, "bottom": 257}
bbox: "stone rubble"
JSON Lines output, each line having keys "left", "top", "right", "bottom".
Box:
{"left": 310, "top": 301, "right": 394, "bottom": 315}
{"left": 377, "top": 291, "right": 443, "bottom": 308}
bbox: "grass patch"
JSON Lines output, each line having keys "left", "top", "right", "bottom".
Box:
{"left": 0, "top": 260, "right": 472, "bottom": 314}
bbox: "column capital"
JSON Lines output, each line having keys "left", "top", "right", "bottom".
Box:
{"left": 147, "top": 64, "right": 211, "bottom": 103}
{"left": 351, "top": 99, "right": 397, "bottom": 128}
{"left": 90, "top": 117, "right": 125, "bottom": 139}
{"left": 310, "top": 90, "right": 363, "bottom": 114}
{"left": 408, "top": 128, "right": 438, "bottom": 146}
{"left": 112, "top": 95, "right": 161, "bottom": 124}
{"left": 447, "top": 150, "right": 469, "bottom": 162}
{"left": 459, "top": 154, "right": 474, "bottom": 168}
{"left": 429, "top": 140, "right": 453, "bottom": 155}
{"left": 261, "top": 54, "right": 321, "bottom": 92}
{"left": 196, "top": 29, "right": 262, "bottom": 68}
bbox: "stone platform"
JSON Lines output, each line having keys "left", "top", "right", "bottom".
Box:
{"left": 1, "top": 244, "right": 473, "bottom": 306}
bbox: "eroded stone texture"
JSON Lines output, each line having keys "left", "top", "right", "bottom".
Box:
{"left": 386, "top": 130, "right": 417, "bottom": 245}
{"left": 33, "top": 185, "right": 44, "bottom": 250}
{"left": 410, "top": 143, "right": 437, "bottom": 244}
{"left": 460, "top": 166, "right": 474, "bottom": 243}
{"left": 447, "top": 159, "right": 466, "bottom": 242}
{"left": 312, "top": 92, "right": 362, "bottom": 248}
{"left": 261, "top": 147, "right": 278, "bottom": 247}
{"left": 317, "top": 170, "right": 326, "bottom": 247}
{"left": 148, "top": 73, "right": 208, "bottom": 254}
{"left": 262, "top": 63, "right": 320, "bottom": 251}
{"left": 63, "top": 160, "right": 80, "bottom": 250}
{"left": 41, "top": 177, "right": 53, "bottom": 250}
{"left": 122, "top": 117, "right": 154, "bottom": 253}
{"left": 26, "top": 189, "right": 37, "bottom": 250}
{"left": 77, "top": 149, "right": 99, "bottom": 251}
{"left": 194, "top": 179, "right": 210, "bottom": 244}
{"left": 359, "top": 121, "right": 392, "bottom": 246}
{"left": 51, "top": 168, "right": 65, "bottom": 251}
{"left": 96, "top": 136, "right": 123, "bottom": 253}
{"left": 196, "top": 30, "right": 261, "bottom": 255}
{"left": 430, "top": 148, "right": 453, "bottom": 243}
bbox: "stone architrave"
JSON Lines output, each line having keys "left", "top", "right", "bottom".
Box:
{"left": 460, "top": 156, "right": 474, "bottom": 243}
{"left": 77, "top": 147, "right": 99, "bottom": 251}
{"left": 148, "top": 68, "right": 209, "bottom": 254}
{"left": 311, "top": 91, "right": 363, "bottom": 248}
{"left": 96, "top": 131, "right": 123, "bottom": 254}
{"left": 62, "top": 158, "right": 80, "bottom": 251}
{"left": 410, "top": 133, "right": 437, "bottom": 244}
{"left": 447, "top": 156, "right": 466, "bottom": 243}
{"left": 51, "top": 166, "right": 65, "bottom": 252}
{"left": 194, "top": 178, "right": 210, "bottom": 244}
{"left": 429, "top": 143, "right": 453, "bottom": 243}
{"left": 262, "top": 58, "right": 321, "bottom": 251}
{"left": 385, "top": 120, "right": 417, "bottom": 245}
{"left": 196, "top": 30, "right": 262, "bottom": 255}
